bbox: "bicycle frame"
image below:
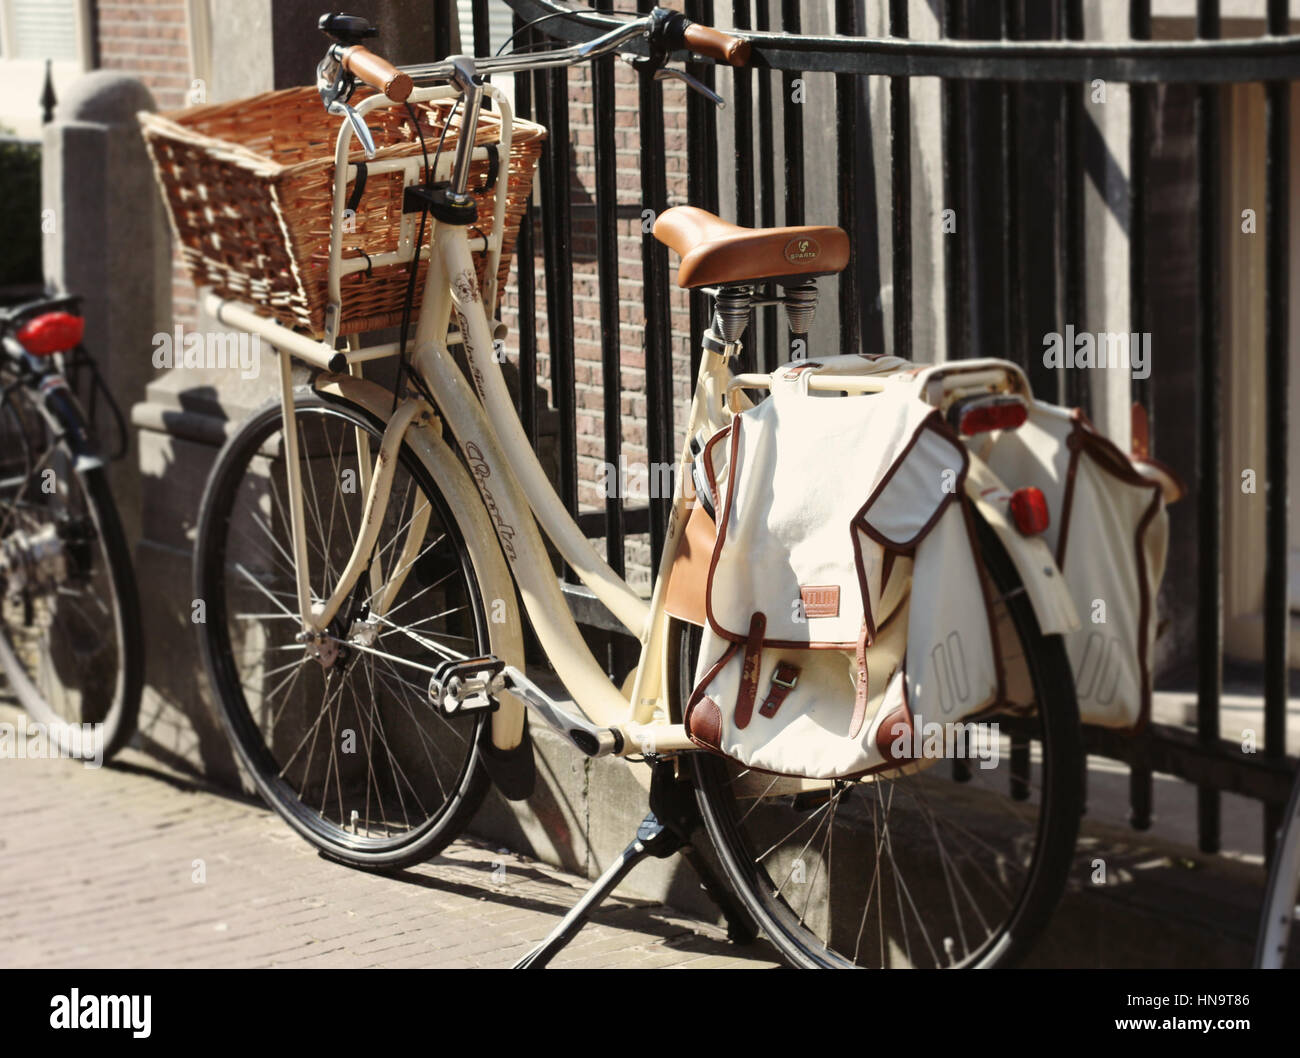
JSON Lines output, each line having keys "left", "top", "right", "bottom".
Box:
{"left": 209, "top": 80, "right": 725, "bottom": 763}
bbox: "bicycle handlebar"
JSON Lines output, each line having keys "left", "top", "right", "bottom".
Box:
{"left": 341, "top": 44, "right": 413, "bottom": 102}
{"left": 395, "top": 7, "right": 749, "bottom": 87}
{"left": 680, "top": 21, "right": 750, "bottom": 66}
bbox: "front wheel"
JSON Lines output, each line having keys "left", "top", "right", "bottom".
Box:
{"left": 679, "top": 511, "right": 1084, "bottom": 968}
{"left": 194, "top": 389, "right": 496, "bottom": 869}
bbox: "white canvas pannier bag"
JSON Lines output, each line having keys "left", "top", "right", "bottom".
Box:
{"left": 983, "top": 401, "right": 1182, "bottom": 731}
{"left": 678, "top": 360, "right": 1002, "bottom": 779}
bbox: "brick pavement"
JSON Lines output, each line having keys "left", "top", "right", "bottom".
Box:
{"left": 0, "top": 706, "right": 780, "bottom": 969}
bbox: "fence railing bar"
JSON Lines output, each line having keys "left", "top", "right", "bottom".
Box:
{"left": 1062, "top": 2, "right": 1089, "bottom": 421}
{"left": 638, "top": 0, "right": 674, "bottom": 562}
{"left": 1127, "top": 0, "right": 1155, "bottom": 832}
{"left": 686, "top": 0, "right": 719, "bottom": 380}
{"left": 506, "top": 0, "right": 1300, "bottom": 82}
{"left": 890, "top": 0, "right": 911, "bottom": 363}
{"left": 1195, "top": 0, "right": 1223, "bottom": 856}
{"left": 780, "top": 0, "right": 805, "bottom": 235}
{"left": 537, "top": 64, "right": 581, "bottom": 522}
{"left": 756, "top": 0, "right": 779, "bottom": 372}
{"left": 779, "top": 1, "right": 805, "bottom": 361}
{"left": 592, "top": 53, "right": 626, "bottom": 576}
{"left": 512, "top": 15, "right": 539, "bottom": 445}
{"left": 471, "top": 1, "right": 491, "bottom": 57}
{"left": 731, "top": 0, "right": 757, "bottom": 373}
{"left": 834, "top": 0, "right": 860, "bottom": 358}
{"left": 941, "top": 0, "right": 969, "bottom": 364}
{"left": 1130, "top": 0, "right": 1151, "bottom": 417}
{"left": 1263, "top": 0, "right": 1292, "bottom": 861}
{"left": 1000, "top": 1, "right": 1022, "bottom": 380}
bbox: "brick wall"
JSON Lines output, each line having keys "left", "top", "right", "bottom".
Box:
{"left": 499, "top": 61, "right": 695, "bottom": 592}
{"left": 94, "top": 0, "right": 196, "bottom": 323}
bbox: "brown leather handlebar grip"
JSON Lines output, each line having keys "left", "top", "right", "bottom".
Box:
{"left": 342, "top": 45, "right": 413, "bottom": 102}
{"left": 682, "top": 23, "right": 751, "bottom": 67}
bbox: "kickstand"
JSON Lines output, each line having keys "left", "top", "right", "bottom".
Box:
{"left": 513, "top": 759, "right": 759, "bottom": 968}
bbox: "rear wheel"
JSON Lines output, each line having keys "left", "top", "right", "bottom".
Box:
{"left": 194, "top": 390, "right": 493, "bottom": 869}
{"left": 680, "top": 511, "right": 1083, "bottom": 967}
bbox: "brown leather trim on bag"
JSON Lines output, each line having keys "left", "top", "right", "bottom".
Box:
{"left": 847, "top": 413, "right": 964, "bottom": 649}
{"left": 1056, "top": 420, "right": 1084, "bottom": 568}
{"left": 688, "top": 697, "right": 723, "bottom": 749}
{"left": 684, "top": 640, "right": 740, "bottom": 751}
{"left": 1130, "top": 483, "right": 1164, "bottom": 735}
{"left": 757, "top": 661, "right": 800, "bottom": 719}
{"left": 1058, "top": 412, "right": 1165, "bottom": 734}
{"left": 874, "top": 700, "right": 914, "bottom": 768}
{"left": 853, "top": 413, "right": 970, "bottom": 552}
{"left": 847, "top": 621, "right": 870, "bottom": 739}
{"left": 734, "top": 612, "right": 766, "bottom": 730}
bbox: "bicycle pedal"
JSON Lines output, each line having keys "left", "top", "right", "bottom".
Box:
{"left": 428, "top": 656, "right": 506, "bottom": 718}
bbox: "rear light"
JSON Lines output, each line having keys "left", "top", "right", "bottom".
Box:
{"left": 952, "top": 393, "right": 1028, "bottom": 436}
{"left": 1009, "top": 487, "right": 1050, "bottom": 536}
{"left": 15, "top": 312, "right": 84, "bottom": 356}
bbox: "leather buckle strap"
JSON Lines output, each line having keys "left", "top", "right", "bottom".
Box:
{"left": 758, "top": 662, "right": 800, "bottom": 719}
{"left": 734, "top": 612, "right": 766, "bottom": 730}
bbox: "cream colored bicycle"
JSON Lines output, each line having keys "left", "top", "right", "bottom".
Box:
{"left": 189, "top": 7, "right": 1083, "bottom": 968}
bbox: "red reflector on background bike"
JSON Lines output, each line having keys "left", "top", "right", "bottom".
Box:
{"left": 954, "top": 394, "right": 1028, "bottom": 436}
{"left": 1009, "top": 487, "right": 1049, "bottom": 536}
{"left": 15, "top": 312, "right": 85, "bottom": 356}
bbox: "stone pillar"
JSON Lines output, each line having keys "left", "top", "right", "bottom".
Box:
{"left": 41, "top": 71, "right": 171, "bottom": 545}
{"left": 127, "top": 1, "right": 448, "bottom": 783}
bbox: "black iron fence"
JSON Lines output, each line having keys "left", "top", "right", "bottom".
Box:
{"left": 473, "top": 0, "right": 1297, "bottom": 857}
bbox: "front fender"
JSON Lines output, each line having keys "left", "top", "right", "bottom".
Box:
{"left": 964, "top": 453, "right": 1079, "bottom": 636}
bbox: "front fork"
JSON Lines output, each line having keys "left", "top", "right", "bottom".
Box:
{"left": 278, "top": 348, "right": 431, "bottom": 639}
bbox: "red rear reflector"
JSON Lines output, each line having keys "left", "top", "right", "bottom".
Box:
{"left": 15, "top": 312, "right": 84, "bottom": 356}
{"left": 957, "top": 396, "right": 1028, "bottom": 436}
{"left": 1009, "top": 487, "right": 1049, "bottom": 536}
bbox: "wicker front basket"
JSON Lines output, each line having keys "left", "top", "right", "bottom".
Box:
{"left": 141, "top": 86, "right": 545, "bottom": 338}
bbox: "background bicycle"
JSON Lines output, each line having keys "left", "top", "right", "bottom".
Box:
{"left": 0, "top": 294, "right": 143, "bottom": 763}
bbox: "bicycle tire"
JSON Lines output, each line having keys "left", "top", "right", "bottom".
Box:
{"left": 680, "top": 507, "right": 1084, "bottom": 968}
{"left": 194, "top": 389, "right": 494, "bottom": 869}
{"left": 0, "top": 400, "right": 143, "bottom": 763}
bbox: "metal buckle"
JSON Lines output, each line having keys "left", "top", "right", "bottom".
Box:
{"left": 771, "top": 665, "right": 799, "bottom": 690}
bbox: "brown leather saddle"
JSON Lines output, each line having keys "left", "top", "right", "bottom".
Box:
{"left": 652, "top": 205, "right": 850, "bottom": 288}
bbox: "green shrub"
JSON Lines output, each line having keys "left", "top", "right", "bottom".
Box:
{"left": 0, "top": 131, "right": 42, "bottom": 287}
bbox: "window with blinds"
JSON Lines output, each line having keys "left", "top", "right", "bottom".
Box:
{"left": 6, "top": 0, "right": 81, "bottom": 62}
{"left": 455, "top": 2, "right": 514, "bottom": 57}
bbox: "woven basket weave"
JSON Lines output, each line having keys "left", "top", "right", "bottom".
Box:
{"left": 141, "top": 85, "right": 545, "bottom": 338}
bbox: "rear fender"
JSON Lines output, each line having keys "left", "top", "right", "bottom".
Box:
{"left": 964, "top": 453, "right": 1079, "bottom": 636}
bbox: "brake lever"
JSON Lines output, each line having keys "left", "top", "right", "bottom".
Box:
{"left": 317, "top": 48, "right": 378, "bottom": 158}
{"left": 653, "top": 65, "right": 725, "bottom": 108}
{"left": 328, "top": 99, "right": 378, "bottom": 158}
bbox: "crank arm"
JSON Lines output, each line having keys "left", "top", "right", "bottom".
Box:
{"left": 500, "top": 665, "right": 624, "bottom": 758}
